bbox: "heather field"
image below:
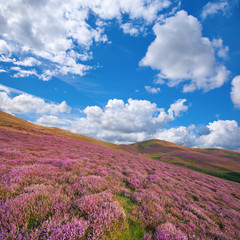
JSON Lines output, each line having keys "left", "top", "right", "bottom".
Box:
{"left": 0, "top": 127, "right": 240, "bottom": 240}
{"left": 120, "top": 140, "right": 240, "bottom": 183}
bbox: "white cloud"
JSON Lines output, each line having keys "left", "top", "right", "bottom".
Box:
{"left": 83, "top": 0, "right": 171, "bottom": 23}
{"left": 0, "top": 85, "right": 10, "bottom": 94}
{"left": 11, "top": 66, "right": 38, "bottom": 78}
{"left": 14, "top": 57, "right": 41, "bottom": 67}
{"left": 0, "top": 39, "right": 14, "bottom": 56}
{"left": 0, "top": 55, "right": 15, "bottom": 63}
{"left": 34, "top": 98, "right": 188, "bottom": 144}
{"left": 140, "top": 10, "right": 230, "bottom": 92}
{"left": 64, "top": 98, "right": 188, "bottom": 143}
{"left": 34, "top": 111, "right": 240, "bottom": 150}
{"left": 201, "top": 0, "right": 229, "bottom": 20}
{"left": 197, "top": 120, "right": 240, "bottom": 151}
{"left": 35, "top": 115, "right": 70, "bottom": 127}
{"left": 153, "top": 120, "right": 240, "bottom": 151}
{"left": 120, "top": 23, "right": 140, "bottom": 36}
{"left": 0, "top": 39, "right": 16, "bottom": 63}
{"left": 39, "top": 70, "right": 58, "bottom": 81}
{"left": 0, "top": 85, "right": 71, "bottom": 115}
{"left": 145, "top": 86, "right": 160, "bottom": 94}
{"left": 154, "top": 125, "right": 197, "bottom": 147}
{"left": 212, "top": 38, "right": 229, "bottom": 59}
{"left": 168, "top": 99, "right": 188, "bottom": 118}
{"left": 231, "top": 76, "right": 240, "bottom": 109}
{"left": 2, "top": 82, "right": 238, "bottom": 151}
{"left": 151, "top": 120, "right": 240, "bottom": 151}
{"left": 0, "top": 0, "right": 172, "bottom": 80}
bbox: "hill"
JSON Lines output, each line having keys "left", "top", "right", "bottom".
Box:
{"left": 1, "top": 110, "right": 240, "bottom": 184}
{"left": 120, "top": 139, "right": 240, "bottom": 183}
{"left": 0, "top": 111, "right": 117, "bottom": 149}
{"left": 0, "top": 111, "right": 240, "bottom": 239}
{"left": 1, "top": 111, "right": 240, "bottom": 183}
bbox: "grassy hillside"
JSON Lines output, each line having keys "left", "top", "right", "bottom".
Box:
{"left": 0, "top": 112, "right": 240, "bottom": 239}
{"left": 1, "top": 111, "right": 240, "bottom": 183}
{"left": 120, "top": 140, "right": 240, "bottom": 183}
{"left": 0, "top": 111, "right": 118, "bottom": 149}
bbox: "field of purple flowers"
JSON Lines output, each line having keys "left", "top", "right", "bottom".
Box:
{"left": 0, "top": 128, "right": 240, "bottom": 239}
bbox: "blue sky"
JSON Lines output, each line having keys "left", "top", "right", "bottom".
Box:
{"left": 0, "top": 0, "right": 240, "bottom": 151}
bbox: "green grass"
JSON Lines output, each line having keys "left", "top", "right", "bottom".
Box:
{"left": 110, "top": 195, "right": 145, "bottom": 240}
{"left": 172, "top": 162, "right": 240, "bottom": 183}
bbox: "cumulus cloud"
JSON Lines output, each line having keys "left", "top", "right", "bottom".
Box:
{"left": 0, "top": 85, "right": 71, "bottom": 115}
{"left": 35, "top": 112, "right": 240, "bottom": 151}
{"left": 201, "top": 0, "right": 229, "bottom": 20}
{"left": 145, "top": 86, "right": 160, "bottom": 94}
{"left": 212, "top": 38, "right": 229, "bottom": 59}
{"left": 120, "top": 23, "right": 140, "bottom": 36}
{"left": 32, "top": 98, "right": 240, "bottom": 151}
{"left": 37, "top": 98, "right": 188, "bottom": 144}
{"left": 83, "top": 0, "right": 171, "bottom": 23}
{"left": 154, "top": 125, "right": 197, "bottom": 147}
{"left": 152, "top": 120, "right": 240, "bottom": 151}
{"left": 2, "top": 82, "right": 235, "bottom": 151}
{"left": 231, "top": 76, "right": 240, "bottom": 108}
{"left": 140, "top": 10, "right": 230, "bottom": 92}
{"left": 35, "top": 115, "right": 71, "bottom": 127}
{"left": 168, "top": 99, "right": 189, "bottom": 118}
{"left": 0, "top": 0, "right": 172, "bottom": 80}
{"left": 197, "top": 120, "right": 240, "bottom": 151}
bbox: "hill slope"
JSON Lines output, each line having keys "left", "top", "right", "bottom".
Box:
{"left": 120, "top": 139, "right": 240, "bottom": 183}
{"left": 0, "top": 111, "right": 117, "bottom": 149}
{"left": 1, "top": 111, "right": 240, "bottom": 183}
{"left": 0, "top": 111, "right": 240, "bottom": 239}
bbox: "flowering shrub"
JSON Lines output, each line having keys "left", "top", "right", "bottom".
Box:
{"left": 75, "top": 192, "right": 125, "bottom": 239}
{"left": 32, "top": 217, "right": 88, "bottom": 239}
{"left": 154, "top": 222, "right": 187, "bottom": 240}
{"left": 0, "top": 128, "right": 240, "bottom": 239}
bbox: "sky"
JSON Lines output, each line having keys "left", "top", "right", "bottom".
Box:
{"left": 0, "top": 0, "right": 240, "bottom": 151}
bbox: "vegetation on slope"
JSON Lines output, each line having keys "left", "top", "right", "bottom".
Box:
{"left": 120, "top": 140, "right": 240, "bottom": 183}
{"left": 0, "top": 111, "right": 117, "bottom": 149}
{"left": 0, "top": 127, "right": 239, "bottom": 239}
{"left": 1, "top": 111, "right": 240, "bottom": 183}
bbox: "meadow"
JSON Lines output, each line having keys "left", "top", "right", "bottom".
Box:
{"left": 0, "top": 126, "right": 240, "bottom": 239}
{"left": 120, "top": 140, "right": 240, "bottom": 183}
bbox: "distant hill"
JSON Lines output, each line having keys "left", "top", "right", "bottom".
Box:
{"left": 120, "top": 139, "right": 240, "bottom": 183}
{"left": 1, "top": 111, "right": 240, "bottom": 183}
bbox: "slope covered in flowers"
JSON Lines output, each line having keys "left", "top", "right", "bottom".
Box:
{"left": 0, "top": 126, "right": 240, "bottom": 240}
{"left": 1, "top": 111, "right": 240, "bottom": 183}
{"left": 120, "top": 140, "right": 240, "bottom": 183}
{"left": 0, "top": 111, "right": 117, "bottom": 149}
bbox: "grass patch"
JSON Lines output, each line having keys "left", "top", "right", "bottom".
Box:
{"left": 111, "top": 195, "right": 145, "bottom": 240}
{"left": 206, "top": 148, "right": 240, "bottom": 157}
{"left": 173, "top": 163, "right": 240, "bottom": 183}
{"left": 27, "top": 213, "right": 41, "bottom": 230}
